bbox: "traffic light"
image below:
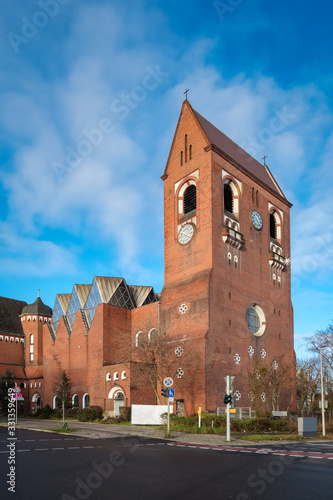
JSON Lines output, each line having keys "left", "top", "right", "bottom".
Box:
{"left": 161, "top": 388, "right": 168, "bottom": 398}
{"left": 224, "top": 394, "right": 231, "bottom": 404}
{"left": 230, "top": 395, "right": 238, "bottom": 409}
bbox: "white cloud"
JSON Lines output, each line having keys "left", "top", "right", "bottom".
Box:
{"left": 1, "top": 1, "right": 333, "bottom": 288}
{"left": 0, "top": 222, "right": 77, "bottom": 277}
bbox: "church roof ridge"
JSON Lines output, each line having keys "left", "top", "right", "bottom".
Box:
{"left": 189, "top": 103, "right": 287, "bottom": 200}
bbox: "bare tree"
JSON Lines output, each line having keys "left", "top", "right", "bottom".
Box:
{"left": 53, "top": 356, "right": 71, "bottom": 424}
{"left": 296, "top": 358, "right": 320, "bottom": 416}
{"left": 133, "top": 332, "right": 205, "bottom": 405}
{"left": 0, "top": 369, "right": 16, "bottom": 413}
{"left": 306, "top": 322, "right": 333, "bottom": 371}
{"left": 247, "top": 356, "right": 291, "bottom": 412}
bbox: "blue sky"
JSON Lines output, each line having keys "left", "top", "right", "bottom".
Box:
{"left": 0, "top": 0, "right": 332, "bottom": 358}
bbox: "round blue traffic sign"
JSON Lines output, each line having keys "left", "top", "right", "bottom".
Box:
{"left": 167, "top": 388, "right": 175, "bottom": 398}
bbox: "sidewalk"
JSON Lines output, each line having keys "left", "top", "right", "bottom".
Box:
{"left": 0, "top": 418, "right": 313, "bottom": 446}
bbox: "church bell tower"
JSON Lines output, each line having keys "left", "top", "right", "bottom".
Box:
{"left": 160, "top": 99, "right": 295, "bottom": 414}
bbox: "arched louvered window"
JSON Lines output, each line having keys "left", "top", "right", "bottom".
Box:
{"left": 224, "top": 184, "right": 233, "bottom": 213}
{"left": 270, "top": 213, "right": 277, "bottom": 239}
{"left": 183, "top": 185, "right": 196, "bottom": 214}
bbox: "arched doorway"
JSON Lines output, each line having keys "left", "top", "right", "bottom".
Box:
{"left": 114, "top": 392, "right": 124, "bottom": 417}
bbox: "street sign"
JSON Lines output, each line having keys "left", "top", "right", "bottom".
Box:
{"left": 167, "top": 388, "right": 175, "bottom": 397}
{"left": 169, "top": 397, "right": 174, "bottom": 403}
{"left": 163, "top": 377, "right": 173, "bottom": 388}
{"left": 224, "top": 375, "right": 234, "bottom": 393}
{"left": 225, "top": 409, "right": 236, "bottom": 414}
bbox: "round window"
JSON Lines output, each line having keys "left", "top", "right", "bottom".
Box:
{"left": 246, "top": 304, "right": 266, "bottom": 337}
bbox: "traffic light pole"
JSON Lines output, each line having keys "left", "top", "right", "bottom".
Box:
{"left": 226, "top": 376, "right": 230, "bottom": 442}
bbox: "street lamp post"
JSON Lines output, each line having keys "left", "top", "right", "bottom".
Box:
{"left": 320, "top": 344, "right": 328, "bottom": 437}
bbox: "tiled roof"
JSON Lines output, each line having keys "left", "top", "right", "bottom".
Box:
{"left": 0, "top": 296, "right": 27, "bottom": 336}
{"left": 191, "top": 105, "right": 285, "bottom": 197}
{"left": 21, "top": 296, "right": 52, "bottom": 316}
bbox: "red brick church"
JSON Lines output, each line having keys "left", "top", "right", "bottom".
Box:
{"left": 0, "top": 100, "right": 296, "bottom": 416}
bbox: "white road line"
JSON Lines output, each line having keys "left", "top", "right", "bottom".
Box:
{"left": 308, "top": 456, "right": 323, "bottom": 459}
{"left": 25, "top": 440, "right": 36, "bottom": 442}
{"left": 38, "top": 439, "right": 49, "bottom": 441}
{"left": 17, "top": 449, "right": 30, "bottom": 452}
{"left": 289, "top": 454, "right": 304, "bottom": 457}
{"left": 83, "top": 446, "right": 95, "bottom": 449}
{"left": 239, "top": 450, "right": 252, "bottom": 453}
{"left": 68, "top": 447, "right": 80, "bottom": 449}
{"left": 52, "top": 447, "right": 65, "bottom": 450}
{"left": 35, "top": 448, "right": 48, "bottom": 451}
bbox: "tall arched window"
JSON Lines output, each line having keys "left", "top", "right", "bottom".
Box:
{"left": 270, "top": 213, "right": 277, "bottom": 239}
{"left": 183, "top": 185, "right": 196, "bottom": 214}
{"left": 224, "top": 184, "right": 233, "bottom": 213}
{"left": 83, "top": 393, "right": 90, "bottom": 409}
{"left": 53, "top": 395, "right": 59, "bottom": 410}
{"left": 135, "top": 331, "right": 144, "bottom": 348}
{"left": 72, "top": 394, "right": 79, "bottom": 408}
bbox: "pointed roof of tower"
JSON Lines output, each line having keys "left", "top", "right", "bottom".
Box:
{"left": 21, "top": 293, "right": 52, "bottom": 317}
{"left": 163, "top": 100, "right": 290, "bottom": 204}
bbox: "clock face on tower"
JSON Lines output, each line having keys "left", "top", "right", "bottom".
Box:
{"left": 251, "top": 210, "right": 263, "bottom": 230}
{"left": 178, "top": 223, "right": 194, "bottom": 245}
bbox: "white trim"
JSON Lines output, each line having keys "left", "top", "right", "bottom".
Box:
{"left": 82, "top": 393, "right": 90, "bottom": 409}
{"left": 222, "top": 170, "right": 242, "bottom": 192}
{"left": 108, "top": 387, "right": 124, "bottom": 399}
{"left": 174, "top": 169, "right": 199, "bottom": 193}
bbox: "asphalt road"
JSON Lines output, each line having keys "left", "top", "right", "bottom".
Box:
{"left": 1, "top": 428, "right": 332, "bottom": 500}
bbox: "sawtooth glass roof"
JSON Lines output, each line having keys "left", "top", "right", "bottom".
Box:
{"left": 49, "top": 277, "right": 159, "bottom": 337}
{"left": 67, "top": 285, "right": 91, "bottom": 328}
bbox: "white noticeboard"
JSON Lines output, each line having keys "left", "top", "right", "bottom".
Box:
{"left": 131, "top": 404, "right": 173, "bottom": 425}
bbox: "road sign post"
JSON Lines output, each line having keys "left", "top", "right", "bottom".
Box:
{"left": 224, "top": 375, "right": 235, "bottom": 442}
{"left": 163, "top": 378, "right": 173, "bottom": 437}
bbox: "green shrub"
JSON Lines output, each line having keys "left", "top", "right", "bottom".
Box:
{"left": 76, "top": 408, "right": 102, "bottom": 422}
{"left": 35, "top": 404, "right": 54, "bottom": 419}
{"left": 119, "top": 406, "right": 131, "bottom": 421}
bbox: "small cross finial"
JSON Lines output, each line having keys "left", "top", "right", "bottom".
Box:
{"left": 184, "top": 88, "right": 190, "bottom": 100}
{"left": 262, "top": 155, "right": 267, "bottom": 166}
{"left": 38, "top": 289, "right": 40, "bottom": 298}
